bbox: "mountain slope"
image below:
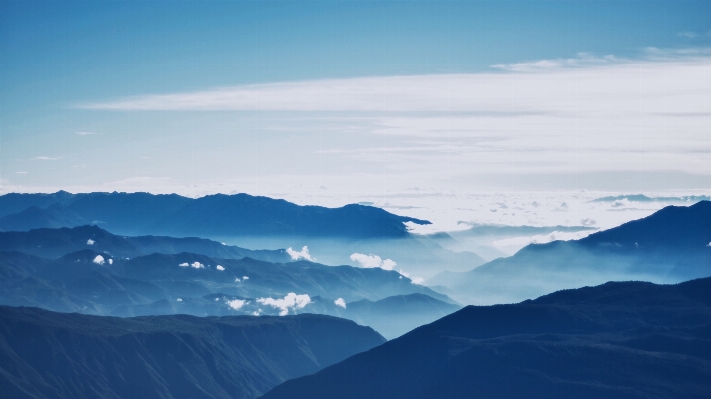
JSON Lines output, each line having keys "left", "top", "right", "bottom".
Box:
{"left": 261, "top": 278, "right": 711, "bottom": 399}
{"left": 0, "top": 249, "right": 455, "bottom": 335}
{"left": 0, "top": 191, "right": 429, "bottom": 239}
{"left": 429, "top": 201, "right": 711, "bottom": 304}
{"left": 0, "top": 225, "right": 289, "bottom": 263}
{"left": 0, "top": 306, "right": 385, "bottom": 399}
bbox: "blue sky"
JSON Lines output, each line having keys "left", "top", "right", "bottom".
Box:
{"left": 1, "top": 0, "right": 710, "bottom": 207}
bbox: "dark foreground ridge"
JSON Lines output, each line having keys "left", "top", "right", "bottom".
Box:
{"left": 261, "top": 277, "right": 711, "bottom": 399}
{"left": 0, "top": 307, "right": 385, "bottom": 399}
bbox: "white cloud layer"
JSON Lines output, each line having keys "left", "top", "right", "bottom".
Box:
{"left": 92, "top": 255, "right": 105, "bottom": 265}
{"left": 216, "top": 265, "right": 225, "bottom": 271}
{"left": 257, "top": 293, "right": 311, "bottom": 316}
{"left": 76, "top": 52, "right": 711, "bottom": 178}
{"left": 350, "top": 253, "right": 397, "bottom": 270}
{"left": 287, "top": 246, "right": 314, "bottom": 261}
{"left": 334, "top": 298, "right": 346, "bottom": 308}
{"left": 86, "top": 239, "right": 95, "bottom": 245}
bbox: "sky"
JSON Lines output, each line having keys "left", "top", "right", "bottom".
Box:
{"left": 1, "top": 0, "right": 710, "bottom": 230}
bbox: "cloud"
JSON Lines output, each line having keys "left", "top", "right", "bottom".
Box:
{"left": 14, "top": 171, "right": 27, "bottom": 174}
{"left": 226, "top": 299, "right": 246, "bottom": 310}
{"left": 178, "top": 261, "right": 205, "bottom": 269}
{"left": 334, "top": 298, "right": 346, "bottom": 308}
{"left": 491, "top": 52, "right": 618, "bottom": 72}
{"left": 177, "top": 298, "right": 183, "bottom": 302}
{"left": 92, "top": 255, "right": 105, "bottom": 265}
{"left": 75, "top": 131, "right": 102, "bottom": 135}
{"left": 350, "top": 253, "right": 396, "bottom": 270}
{"left": 33, "top": 156, "right": 59, "bottom": 161}
{"left": 235, "top": 277, "right": 241, "bottom": 282}
{"left": 86, "top": 239, "right": 95, "bottom": 245}
{"left": 678, "top": 32, "right": 698, "bottom": 38}
{"left": 243, "top": 276, "right": 249, "bottom": 280}
{"left": 216, "top": 265, "right": 225, "bottom": 271}
{"left": 287, "top": 246, "right": 314, "bottom": 261}
{"left": 108, "top": 258, "right": 113, "bottom": 265}
{"left": 70, "top": 50, "right": 711, "bottom": 179}
{"left": 257, "top": 293, "right": 311, "bottom": 316}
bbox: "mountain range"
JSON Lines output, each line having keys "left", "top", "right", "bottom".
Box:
{"left": 261, "top": 277, "right": 711, "bottom": 399}
{"left": 0, "top": 225, "right": 459, "bottom": 338}
{"left": 0, "top": 191, "right": 486, "bottom": 278}
{"left": 0, "top": 306, "right": 385, "bottom": 399}
{"left": 0, "top": 225, "right": 289, "bottom": 262}
{"left": 0, "top": 191, "right": 429, "bottom": 239}
{"left": 428, "top": 200, "right": 711, "bottom": 304}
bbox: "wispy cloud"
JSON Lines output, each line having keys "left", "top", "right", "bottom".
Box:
{"left": 32, "top": 156, "right": 59, "bottom": 161}
{"left": 75, "top": 131, "right": 103, "bottom": 136}
{"left": 71, "top": 50, "right": 711, "bottom": 178}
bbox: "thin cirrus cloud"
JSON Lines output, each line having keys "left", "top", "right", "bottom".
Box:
{"left": 32, "top": 156, "right": 59, "bottom": 161}
{"left": 74, "top": 49, "right": 711, "bottom": 177}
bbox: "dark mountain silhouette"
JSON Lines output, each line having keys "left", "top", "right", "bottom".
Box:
{"left": 261, "top": 278, "right": 711, "bottom": 399}
{"left": 429, "top": 201, "right": 711, "bottom": 304}
{"left": 0, "top": 306, "right": 385, "bottom": 399}
{"left": 0, "top": 225, "right": 289, "bottom": 262}
{"left": 0, "top": 191, "right": 429, "bottom": 238}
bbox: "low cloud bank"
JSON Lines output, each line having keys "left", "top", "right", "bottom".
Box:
{"left": 257, "top": 293, "right": 311, "bottom": 316}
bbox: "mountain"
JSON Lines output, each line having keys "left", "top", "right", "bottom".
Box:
{"left": 339, "top": 293, "right": 461, "bottom": 339}
{"left": 0, "top": 192, "right": 485, "bottom": 278}
{"left": 0, "top": 225, "right": 289, "bottom": 263}
{"left": 428, "top": 201, "right": 711, "bottom": 304}
{"left": 591, "top": 194, "right": 711, "bottom": 203}
{"left": 0, "top": 249, "right": 455, "bottom": 336}
{"left": 260, "top": 277, "right": 711, "bottom": 399}
{"left": 0, "top": 306, "right": 385, "bottom": 399}
{"left": 0, "top": 191, "right": 429, "bottom": 238}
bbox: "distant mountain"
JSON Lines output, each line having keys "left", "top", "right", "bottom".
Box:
{"left": 0, "top": 225, "right": 289, "bottom": 262}
{"left": 0, "top": 191, "right": 430, "bottom": 238}
{"left": 591, "top": 194, "right": 711, "bottom": 203}
{"left": 260, "top": 278, "right": 711, "bottom": 399}
{"left": 340, "top": 293, "right": 461, "bottom": 339}
{"left": 429, "top": 201, "right": 711, "bottom": 304}
{"left": 0, "top": 306, "right": 385, "bottom": 399}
